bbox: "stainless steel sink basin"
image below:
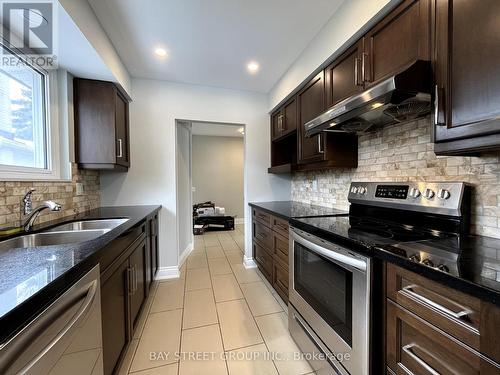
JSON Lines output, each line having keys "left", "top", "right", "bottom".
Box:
{"left": 47, "top": 218, "right": 129, "bottom": 232}
{"left": 0, "top": 230, "right": 109, "bottom": 252}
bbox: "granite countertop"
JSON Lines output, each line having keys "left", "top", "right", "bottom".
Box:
{"left": 375, "top": 235, "right": 500, "bottom": 306}
{"left": 249, "top": 201, "right": 348, "bottom": 220}
{"left": 0, "top": 205, "right": 160, "bottom": 343}
{"left": 254, "top": 201, "right": 500, "bottom": 306}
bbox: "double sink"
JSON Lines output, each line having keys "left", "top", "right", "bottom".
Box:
{"left": 0, "top": 218, "right": 129, "bottom": 251}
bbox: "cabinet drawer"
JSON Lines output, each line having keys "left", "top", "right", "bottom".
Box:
{"left": 273, "top": 260, "right": 289, "bottom": 303}
{"left": 254, "top": 242, "right": 273, "bottom": 282}
{"left": 253, "top": 208, "right": 272, "bottom": 227}
{"left": 387, "top": 263, "right": 500, "bottom": 363}
{"left": 273, "top": 232, "right": 289, "bottom": 268}
{"left": 253, "top": 220, "right": 273, "bottom": 250}
{"left": 272, "top": 216, "right": 289, "bottom": 238}
{"left": 387, "top": 300, "right": 499, "bottom": 375}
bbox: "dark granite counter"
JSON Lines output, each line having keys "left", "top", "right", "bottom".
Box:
{"left": 0, "top": 205, "right": 160, "bottom": 343}
{"left": 249, "top": 201, "right": 347, "bottom": 220}
{"left": 375, "top": 235, "right": 500, "bottom": 306}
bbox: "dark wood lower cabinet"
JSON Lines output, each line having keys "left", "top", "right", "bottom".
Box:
{"left": 387, "top": 300, "right": 499, "bottom": 374}
{"left": 101, "top": 258, "right": 129, "bottom": 375}
{"left": 100, "top": 215, "right": 159, "bottom": 375}
{"left": 386, "top": 263, "right": 500, "bottom": 374}
{"left": 252, "top": 207, "right": 289, "bottom": 303}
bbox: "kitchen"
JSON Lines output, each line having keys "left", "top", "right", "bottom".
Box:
{"left": 0, "top": 0, "right": 499, "bottom": 374}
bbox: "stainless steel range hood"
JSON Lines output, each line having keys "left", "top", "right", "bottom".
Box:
{"left": 305, "top": 60, "right": 432, "bottom": 136}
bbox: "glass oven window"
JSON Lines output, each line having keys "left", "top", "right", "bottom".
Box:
{"left": 294, "top": 242, "right": 353, "bottom": 346}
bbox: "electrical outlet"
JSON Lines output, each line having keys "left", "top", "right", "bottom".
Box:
{"left": 311, "top": 180, "right": 318, "bottom": 192}
{"left": 76, "top": 183, "right": 84, "bottom": 196}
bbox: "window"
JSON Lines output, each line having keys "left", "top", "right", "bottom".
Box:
{"left": 0, "top": 45, "right": 70, "bottom": 181}
{"left": 0, "top": 64, "right": 47, "bottom": 170}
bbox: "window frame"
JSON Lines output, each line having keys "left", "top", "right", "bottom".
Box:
{"left": 0, "top": 46, "right": 70, "bottom": 181}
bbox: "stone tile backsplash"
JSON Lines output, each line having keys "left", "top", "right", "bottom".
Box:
{"left": 292, "top": 117, "right": 500, "bottom": 238}
{"left": 0, "top": 164, "right": 100, "bottom": 228}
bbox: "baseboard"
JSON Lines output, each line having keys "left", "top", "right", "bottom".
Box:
{"left": 179, "top": 242, "right": 194, "bottom": 267}
{"left": 235, "top": 217, "right": 245, "bottom": 225}
{"left": 243, "top": 255, "right": 257, "bottom": 269}
{"left": 155, "top": 266, "right": 180, "bottom": 280}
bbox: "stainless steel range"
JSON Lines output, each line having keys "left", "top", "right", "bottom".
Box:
{"left": 288, "top": 181, "right": 471, "bottom": 375}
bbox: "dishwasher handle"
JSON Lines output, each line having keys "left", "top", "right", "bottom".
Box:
{"left": 0, "top": 268, "right": 99, "bottom": 374}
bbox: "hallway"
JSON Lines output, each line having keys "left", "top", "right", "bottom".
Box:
{"left": 118, "top": 225, "right": 314, "bottom": 375}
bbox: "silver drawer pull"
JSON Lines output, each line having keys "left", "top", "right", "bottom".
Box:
{"left": 401, "top": 285, "right": 472, "bottom": 320}
{"left": 402, "top": 344, "right": 440, "bottom": 375}
{"left": 117, "top": 138, "right": 123, "bottom": 158}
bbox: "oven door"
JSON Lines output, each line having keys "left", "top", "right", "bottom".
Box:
{"left": 289, "top": 227, "right": 371, "bottom": 375}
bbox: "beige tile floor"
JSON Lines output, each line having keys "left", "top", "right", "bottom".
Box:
{"left": 118, "top": 225, "right": 315, "bottom": 375}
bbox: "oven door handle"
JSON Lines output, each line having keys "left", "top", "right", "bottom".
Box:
{"left": 292, "top": 231, "right": 367, "bottom": 272}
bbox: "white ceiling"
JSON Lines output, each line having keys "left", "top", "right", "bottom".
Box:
{"left": 191, "top": 122, "right": 244, "bottom": 138}
{"left": 88, "top": 0, "right": 344, "bottom": 93}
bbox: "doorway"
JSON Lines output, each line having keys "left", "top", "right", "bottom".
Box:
{"left": 175, "top": 120, "right": 245, "bottom": 265}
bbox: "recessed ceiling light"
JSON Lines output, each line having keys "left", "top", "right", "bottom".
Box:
{"left": 247, "top": 61, "right": 259, "bottom": 74}
{"left": 154, "top": 47, "right": 167, "bottom": 58}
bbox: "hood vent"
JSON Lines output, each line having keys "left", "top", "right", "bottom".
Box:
{"left": 305, "top": 60, "right": 432, "bottom": 136}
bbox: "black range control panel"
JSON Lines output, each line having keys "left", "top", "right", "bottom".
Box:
{"left": 375, "top": 185, "right": 409, "bottom": 199}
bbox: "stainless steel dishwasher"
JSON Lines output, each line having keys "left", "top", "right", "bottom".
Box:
{"left": 0, "top": 264, "right": 103, "bottom": 375}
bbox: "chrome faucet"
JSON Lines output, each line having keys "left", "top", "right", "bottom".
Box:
{"left": 21, "top": 189, "right": 62, "bottom": 231}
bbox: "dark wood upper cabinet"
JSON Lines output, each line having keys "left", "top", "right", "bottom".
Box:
{"left": 297, "top": 72, "right": 327, "bottom": 164}
{"left": 271, "top": 97, "right": 297, "bottom": 141}
{"left": 433, "top": 0, "right": 500, "bottom": 155}
{"left": 364, "top": 0, "right": 430, "bottom": 87}
{"left": 74, "top": 78, "right": 131, "bottom": 171}
{"left": 325, "top": 40, "right": 365, "bottom": 108}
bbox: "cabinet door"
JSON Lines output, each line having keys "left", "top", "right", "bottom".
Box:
{"left": 272, "top": 260, "right": 289, "bottom": 303}
{"left": 325, "top": 40, "right": 364, "bottom": 107}
{"left": 101, "top": 259, "right": 129, "bottom": 375}
{"left": 386, "top": 300, "right": 499, "bottom": 374}
{"left": 297, "top": 72, "right": 326, "bottom": 164}
{"left": 129, "top": 239, "right": 146, "bottom": 330}
{"left": 434, "top": 0, "right": 500, "bottom": 147}
{"left": 74, "top": 79, "right": 117, "bottom": 165}
{"left": 282, "top": 97, "right": 297, "bottom": 136}
{"left": 271, "top": 110, "right": 282, "bottom": 140}
{"left": 364, "top": 0, "right": 430, "bottom": 86}
{"left": 115, "top": 92, "right": 130, "bottom": 167}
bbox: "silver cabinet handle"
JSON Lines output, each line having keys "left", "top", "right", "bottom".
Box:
{"left": 361, "top": 52, "right": 368, "bottom": 83}
{"left": 127, "top": 267, "right": 134, "bottom": 295}
{"left": 434, "top": 85, "right": 445, "bottom": 126}
{"left": 4, "top": 279, "right": 98, "bottom": 374}
{"left": 402, "top": 344, "right": 440, "bottom": 375}
{"left": 317, "top": 134, "right": 324, "bottom": 154}
{"left": 133, "top": 265, "right": 138, "bottom": 293}
{"left": 401, "top": 284, "right": 472, "bottom": 320}
{"left": 117, "top": 138, "right": 123, "bottom": 158}
{"left": 354, "top": 57, "right": 362, "bottom": 86}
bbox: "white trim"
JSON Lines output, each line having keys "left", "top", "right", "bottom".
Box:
{"left": 155, "top": 266, "right": 180, "bottom": 280}
{"left": 235, "top": 217, "right": 245, "bottom": 225}
{"left": 243, "top": 255, "right": 257, "bottom": 269}
{"left": 179, "top": 242, "right": 194, "bottom": 267}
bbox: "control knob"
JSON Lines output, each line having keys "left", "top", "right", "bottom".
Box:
{"left": 422, "top": 258, "right": 434, "bottom": 267}
{"left": 437, "top": 264, "right": 449, "bottom": 273}
{"left": 358, "top": 186, "right": 367, "bottom": 195}
{"left": 437, "top": 189, "right": 451, "bottom": 200}
{"left": 409, "top": 254, "right": 421, "bottom": 263}
{"left": 350, "top": 186, "right": 358, "bottom": 194}
{"left": 423, "top": 188, "right": 435, "bottom": 200}
{"left": 409, "top": 187, "right": 421, "bottom": 198}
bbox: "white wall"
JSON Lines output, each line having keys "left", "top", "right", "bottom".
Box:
{"left": 268, "top": 0, "right": 399, "bottom": 110}
{"left": 100, "top": 79, "right": 291, "bottom": 271}
{"left": 192, "top": 135, "right": 244, "bottom": 219}
{"left": 59, "top": 0, "right": 132, "bottom": 96}
{"left": 176, "top": 122, "right": 193, "bottom": 262}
